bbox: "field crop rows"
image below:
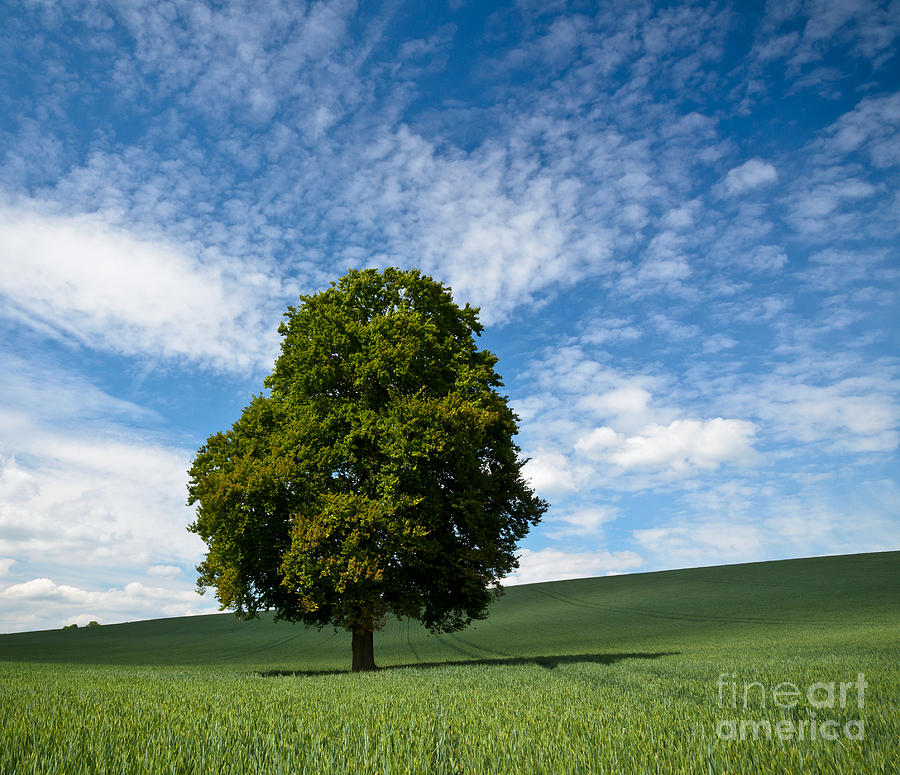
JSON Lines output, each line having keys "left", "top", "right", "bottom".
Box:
{"left": 2, "top": 631, "right": 898, "bottom": 775}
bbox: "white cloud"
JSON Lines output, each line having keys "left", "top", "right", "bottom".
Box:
{"left": 799, "top": 0, "right": 899, "bottom": 63}
{"left": 106, "top": 0, "right": 358, "bottom": 131}
{"left": 522, "top": 450, "right": 583, "bottom": 494}
{"left": 0, "top": 576, "right": 215, "bottom": 633}
{"left": 802, "top": 247, "right": 886, "bottom": 290}
{"left": 546, "top": 506, "right": 620, "bottom": 537}
{"left": 662, "top": 203, "right": 697, "bottom": 229}
{"left": 791, "top": 179, "right": 876, "bottom": 218}
{"left": 783, "top": 167, "right": 880, "bottom": 236}
{"left": 633, "top": 520, "right": 764, "bottom": 568}
{"left": 755, "top": 0, "right": 900, "bottom": 74}
{"left": 649, "top": 313, "right": 700, "bottom": 342}
{"left": 0, "top": 200, "right": 282, "bottom": 372}
{"left": 575, "top": 426, "right": 625, "bottom": 454}
{"left": 607, "top": 418, "right": 758, "bottom": 472}
{"left": 0, "top": 440, "right": 204, "bottom": 571}
{"left": 580, "top": 316, "right": 643, "bottom": 346}
{"left": 821, "top": 93, "right": 900, "bottom": 168}
{"left": 3, "top": 578, "right": 73, "bottom": 600}
{"left": 634, "top": 493, "right": 900, "bottom": 572}
{"left": 1, "top": 0, "right": 770, "bottom": 330}
{"left": 0, "top": 355, "right": 211, "bottom": 614}
{"left": 0, "top": 577, "right": 188, "bottom": 606}
{"left": 757, "top": 380, "right": 899, "bottom": 452}
{"left": 527, "top": 346, "right": 627, "bottom": 396}
{"left": 0, "top": 350, "right": 161, "bottom": 432}
{"left": 505, "top": 547, "right": 644, "bottom": 585}
{"left": 762, "top": 496, "right": 900, "bottom": 554}
{"left": 724, "top": 159, "right": 778, "bottom": 195}
{"left": 517, "top": 347, "right": 760, "bottom": 492}
{"left": 574, "top": 417, "right": 759, "bottom": 473}
{"left": 340, "top": 126, "right": 600, "bottom": 324}
{"left": 0, "top": 354, "right": 227, "bottom": 634}
{"left": 580, "top": 386, "right": 653, "bottom": 422}
{"left": 702, "top": 334, "right": 738, "bottom": 353}
{"left": 743, "top": 244, "right": 788, "bottom": 272}
{"left": 0, "top": 454, "right": 38, "bottom": 501}
{"left": 147, "top": 565, "right": 182, "bottom": 578}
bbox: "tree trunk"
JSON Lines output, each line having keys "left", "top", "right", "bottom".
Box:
{"left": 351, "top": 629, "right": 377, "bottom": 672}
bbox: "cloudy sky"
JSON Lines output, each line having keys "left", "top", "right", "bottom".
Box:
{"left": 1, "top": 0, "right": 898, "bottom": 633}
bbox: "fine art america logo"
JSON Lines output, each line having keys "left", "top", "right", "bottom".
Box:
{"left": 715, "top": 673, "right": 867, "bottom": 741}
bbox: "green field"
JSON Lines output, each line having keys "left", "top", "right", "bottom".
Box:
{"left": 2, "top": 551, "right": 898, "bottom": 773}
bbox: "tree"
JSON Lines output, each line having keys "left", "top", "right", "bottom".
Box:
{"left": 187, "top": 267, "right": 547, "bottom": 671}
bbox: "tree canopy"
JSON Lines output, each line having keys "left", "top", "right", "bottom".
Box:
{"left": 187, "top": 267, "right": 547, "bottom": 670}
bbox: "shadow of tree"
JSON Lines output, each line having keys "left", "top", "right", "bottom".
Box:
{"left": 257, "top": 651, "right": 677, "bottom": 677}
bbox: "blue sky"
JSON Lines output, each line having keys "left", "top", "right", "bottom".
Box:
{"left": 0, "top": 0, "right": 898, "bottom": 633}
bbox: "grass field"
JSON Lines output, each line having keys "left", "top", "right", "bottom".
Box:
{"left": 1, "top": 551, "right": 898, "bottom": 773}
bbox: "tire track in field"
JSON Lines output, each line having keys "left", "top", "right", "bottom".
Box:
{"left": 216, "top": 629, "right": 310, "bottom": 662}
{"left": 427, "top": 631, "right": 497, "bottom": 660}
{"left": 528, "top": 586, "right": 875, "bottom": 627}
{"left": 219, "top": 624, "right": 342, "bottom": 662}
{"left": 444, "top": 631, "right": 511, "bottom": 659}
{"left": 405, "top": 618, "right": 420, "bottom": 663}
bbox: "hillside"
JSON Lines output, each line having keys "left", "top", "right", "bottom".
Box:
{"left": 2, "top": 550, "right": 897, "bottom": 669}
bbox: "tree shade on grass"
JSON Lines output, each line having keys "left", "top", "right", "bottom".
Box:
{"left": 187, "top": 268, "right": 547, "bottom": 671}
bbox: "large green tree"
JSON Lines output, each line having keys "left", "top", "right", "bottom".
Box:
{"left": 187, "top": 268, "right": 547, "bottom": 671}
